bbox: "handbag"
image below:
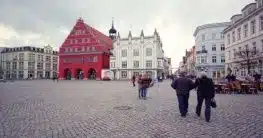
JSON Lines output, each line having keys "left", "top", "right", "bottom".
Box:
{"left": 210, "top": 98, "right": 217, "bottom": 108}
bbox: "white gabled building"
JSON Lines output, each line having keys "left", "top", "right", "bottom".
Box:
{"left": 110, "top": 29, "right": 165, "bottom": 80}
{"left": 223, "top": 0, "right": 263, "bottom": 77}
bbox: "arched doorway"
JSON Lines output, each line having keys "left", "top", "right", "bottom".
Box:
{"left": 88, "top": 68, "right": 96, "bottom": 80}
{"left": 64, "top": 68, "right": 72, "bottom": 80}
{"left": 76, "top": 68, "right": 84, "bottom": 80}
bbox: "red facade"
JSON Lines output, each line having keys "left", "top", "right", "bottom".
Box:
{"left": 58, "top": 18, "right": 112, "bottom": 80}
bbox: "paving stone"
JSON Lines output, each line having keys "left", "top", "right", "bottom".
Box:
{"left": 0, "top": 80, "right": 263, "bottom": 137}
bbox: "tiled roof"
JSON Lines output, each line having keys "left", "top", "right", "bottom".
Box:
{"left": 85, "top": 24, "right": 112, "bottom": 48}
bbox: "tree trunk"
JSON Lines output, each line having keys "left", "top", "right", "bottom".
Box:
{"left": 247, "top": 59, "right": 251, "bottom": 75}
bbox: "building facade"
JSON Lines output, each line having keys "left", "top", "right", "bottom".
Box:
{"left": 1, "top": 45, "right": 58, "bottom": 79}
{"left": 110, "top": 29, "right": 165, "bottom": 80}
{"left": 223, "top": 0, "right": 263, "bottom": 77}
{"left": 0, "top": 47, "right": 6, "bottom": 79}
{"left": 58, "top": 18, "right": 113, "bottom": 80}
{"left": 185, "top": 46, "right": 196, "bottom": 75}
{"left": 194, "top": 22, "right": 231, "bottom": 79}
{"left": 163, "top": 57, "right": 172, "bottom": 77}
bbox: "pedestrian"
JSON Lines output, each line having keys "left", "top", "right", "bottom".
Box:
{"left": 132, "top": 75, "right": 136, "bottom": 87}
{"left": 137, "top": 74, "right": 142, "bottom": 99}
{"left": 195, "top": 72, "right": 215, "bottom": 122}
{"left": 171, "top": 71, "right": 195, "bottom": 117}
{"left": 138, "top": 73, "right": 152, "bottom": 100}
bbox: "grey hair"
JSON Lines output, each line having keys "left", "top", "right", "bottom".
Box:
{"left": 200, "top": 71, "right": 207, "bottom": 77}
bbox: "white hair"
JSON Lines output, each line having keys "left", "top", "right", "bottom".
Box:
{"left": 200, "top": 71, "right": 207, "bottom": 77}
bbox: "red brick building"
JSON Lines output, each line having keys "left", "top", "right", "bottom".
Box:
{"left": 58, "top": 18, "right": 115, "bottom": 80}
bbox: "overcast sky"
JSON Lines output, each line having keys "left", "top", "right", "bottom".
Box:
{"left": 0, "top": 0, "right": 255, "bottom": 68}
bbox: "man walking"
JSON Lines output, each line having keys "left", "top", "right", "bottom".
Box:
{"left": 171, "top": 72, "right": 195, "bottom": 117}
{"left": 132, "top": 75, "right": 136, "bottom": 87}
{"left": 195, "top": 72, "right": 215, "bottom": 122}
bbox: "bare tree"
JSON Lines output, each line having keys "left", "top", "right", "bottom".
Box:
{"left": 235, "top": 46, "right": 260, "bottom": 74}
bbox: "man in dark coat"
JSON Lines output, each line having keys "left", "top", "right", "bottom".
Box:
{"left": 171, "top": 72, "right": 195, "bottom": 117}
{"left": 195, "top": 72, "right": 215, "bottom": 122}
{"left": 132, "top": 75, "right": 136, "bottom": 87}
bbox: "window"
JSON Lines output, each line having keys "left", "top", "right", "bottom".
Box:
{"left": 241, "top": 68, "right": 246, "bottom": 76}
{"left": 227, "top": 34, "right": 230, "bottom": 45}
{"left": 212, "top": 55, "right": 217, "bottom": 63}
{"left": 133, "top": 49, "right": 139, "bottom": 56}
{"left": 244, "top": 24, "right": 248, "bottom": 37}
{"left": 122, "top": 61, "right": 127, "bottom": 68}
{"left": 19, "top": 62, "right": 24, "bottom": 70}
{"left": 37, "top": 62, "right": 43, "bottom": 70}
{"left": 121, "top": 71, "right": 127, "bottom": 78}
{"left": 146, "top": 48, "right": 152, "bottom": 56}
{"left": 45, "top": 56, "right": 51, "bottom": 62}
{"left": 110, "top": 62, "right": 115, "bottom": 68}
{"left": 202, "top": 34, "right": 205, "bottom": 41}
{"left": 221, "top": 33, "right": 224, "bottom": 39}
{"left": 133, "top": 60, "right": 139, "bottom": 68}
{"left": 18, "top": 71, "right": 24, "bottom": 79}
{"left": 133, "top": 72, "right": 140, "bottom": 76}
{"left": 19, "top": 53, "right": 24, "bottom": 60}
{"left": 53, "top": 64, "right": 57, "bottom": 71}
{"left": 251, "top": 20, "right": 256, "bottom": 34}
{"left": 221, "top": 55, "right": 225, "bottom": 63}
{"left": 28, "top": 53, "right": 35, "bottom": 61}
{"left": 202, "top": 45, "right": 205, "bottom": 50}
{"left": 91, "top": 47, "right": 96, "bottom": 51}
{"left": 212, "top": 44, "right": 216, "bottom": 51}
{"left": 196, "top": 56, "right": 201, "bottom": 64}
{"left": 228, "top": 51, "right": 231, "bottom": 60}
{"left": 245, "top": 44, "right": 249, "bottom": 50}
{"left": 260, "top": 16, "right": 263, "bottom": 31}
{"left": 201, "top": 56, "right": 206, "bottom": 64}
{"left": 232, "top": 31, "right": 235, "bottom": 42}
{"left": 237, "top": 28, "right": 241, "bottom": 40}
{"left": 28, "top": 62, "right": 35, "bottom": 70}
{"left": 45, "top": 63, "right": 51, "bottom": 70}
{"left": 212, "top": 33, "right": 216, "bottom": 39}
{"left": 12, "top": 62, "right": 17, "bottom": 70}
{"left": 146, "top": 60, "right": 152, "bottom": 68}
{"left": 93, "top": 56, "right": 98, "bottom": 62}
{"left": 146, "top": 71, "right": 153, "bottom": 77}
{"left": 52, "top": 57, "right": 57, "bottom": 63}
{"left": 121, "top": 49, "right": 127, "bottom": 57}
{"left": 221, "top": 44, "right": 225, "bottom": 51}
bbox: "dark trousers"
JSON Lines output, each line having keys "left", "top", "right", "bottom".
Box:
{"left": 132, "top": 81, "right": 135, "bottom": 87}
{"left": 141, "top": 88, "right": 147, "bottom": 98}
{"left": 196, "top": 95, "right": 211, "bottom": 121}
{"left": 138, "top": 88, "right": 142, "bottom": 98}
{"left": 177, "top": 94, "right": 189, "bottom": 116}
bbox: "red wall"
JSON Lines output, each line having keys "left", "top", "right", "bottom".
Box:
{"left": 58, "top": 18, "right": 112, "bottom": 80}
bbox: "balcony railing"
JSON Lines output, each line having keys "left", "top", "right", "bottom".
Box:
{"left": 196, "top": 50, "right": 208, "bottom": 54}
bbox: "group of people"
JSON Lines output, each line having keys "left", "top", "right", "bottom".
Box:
{"left": 131, "top": 73, "right": 153, "bottom": 100}
{"left": 130, "top": 71, "right": 215, "bottom": 122}
{"left": 171, "top": 71, "right": 215, "bottom": 122}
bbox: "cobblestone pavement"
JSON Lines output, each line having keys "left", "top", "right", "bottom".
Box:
{"left": 0, "top": 80, "right": 263, "bottom": 138}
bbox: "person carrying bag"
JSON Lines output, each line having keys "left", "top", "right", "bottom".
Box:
{"left": 195, "top": 72, "right": 216, "bottom": 122}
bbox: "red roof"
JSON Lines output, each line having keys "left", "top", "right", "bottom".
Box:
{"left": 85, "top": 24, "right": 112, "bottom": 48}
